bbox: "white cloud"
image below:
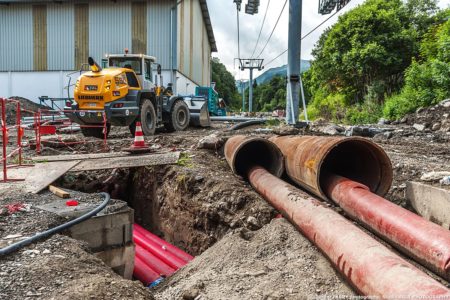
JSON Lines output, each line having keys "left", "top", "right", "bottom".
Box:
{"left": 207, "top": 0, "right": 450, "bottom": 79}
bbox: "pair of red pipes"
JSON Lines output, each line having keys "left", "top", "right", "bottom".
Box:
{"left": 133, "top": 224, "right": 193, "bottom": 286}
{"left": 224, "top": 136, "right": 450, "bottom": 297}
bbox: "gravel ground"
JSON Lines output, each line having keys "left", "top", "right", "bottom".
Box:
{"left": 0, "top": 118, "right": 449, "bottom": 299}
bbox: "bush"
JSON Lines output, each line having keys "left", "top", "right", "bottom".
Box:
{"left": 345, "top": 101, "right": 383, "bottom": 124}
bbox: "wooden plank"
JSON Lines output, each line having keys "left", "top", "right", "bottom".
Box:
{"left": 33, "top": 5, "right": 47, "bottom": 71}
{"left": 75, "top": 3, "right": 89, "bottom": 70}
{"left": 49, "top": 185, "right": 70, "bottom": 199}
{"left": 132, "top": 2, "right": 147, "bottom": 54}
{"left": 71, "top": 152, "right": 180, "bottom": 172}
{"left": 1, "top": 161, "right": 80, "bottom": 194}
{"left": 32, "top": 152, "right": 131, "bottom": 162}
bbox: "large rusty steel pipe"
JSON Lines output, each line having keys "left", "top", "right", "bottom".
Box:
{"left": 270, "top": 135, "right": 450, "bottom": 280}
{"left": 224, "top": 136, "right": 450, "bottom": 297}
{"left": 247, "top": 165, "right": 450, "bottom": 297}
{"left": 324, "top": 174, "right": 450, "bottom": 280}
{"left": 269, "top": 135, "right": 393, "bottom": 199}
{"left": 224, "top": 135, "right": 285, "bottom": 179}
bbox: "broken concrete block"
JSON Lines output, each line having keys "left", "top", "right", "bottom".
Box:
{"left": 406, "top": 181, "right": 450, "bottom": 229}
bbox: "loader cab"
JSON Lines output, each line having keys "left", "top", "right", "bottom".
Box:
{"left": 106, "top": 54, "right": 156, "bottom": 90}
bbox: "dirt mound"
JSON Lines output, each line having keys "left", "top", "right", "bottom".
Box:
{"left": 153, "top": 218, "right": 354, "bottom": 299}
{"left": 401, "top": 99, "right": 450, "bottom": 132}
{"left": 4, "top": 97, "right": 46, "bottom": 125}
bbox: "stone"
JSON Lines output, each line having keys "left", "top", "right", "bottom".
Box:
{"left": 246, "top": 216, "right": 260, "bottom": 229}
{"left": 197, "top": 134, "right": 224, "bottom": 150}
{"left": 400, "top": 116, "right": 408, "bottom": 124}
{"left": 377, "top": 118, "right": 389, "bottom": 125}
{"left": 440, "top": 99, "right": 450, "bottom": 108}
{"left": 413, "top": 124, "right": 425, "bottom": 131}
{"left": 322, "top": 125, "right": 342, "bottom": 136}
{"left": 182, "top": 287, "right": 201, "bottom": 300}
{"left": 431, "top": 122, "right": 441, "bottom": 131}
{"left": 416, "top": 107, "right": 425, "bottom": 114}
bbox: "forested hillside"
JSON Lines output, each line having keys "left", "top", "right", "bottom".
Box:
{"left": 304, "top": 0, "right": 450, "bottom": 123}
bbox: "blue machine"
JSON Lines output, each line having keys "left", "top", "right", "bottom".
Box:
{"left": 195, "top": 86, "right": 226, "bottom": 116}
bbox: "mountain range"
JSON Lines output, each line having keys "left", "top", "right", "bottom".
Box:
{"left": 236, "top": 60, "right": 311, "bottom": 90}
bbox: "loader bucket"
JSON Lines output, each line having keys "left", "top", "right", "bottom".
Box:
{"left": 184, "top": 96, "right": 211, "bottom": 127}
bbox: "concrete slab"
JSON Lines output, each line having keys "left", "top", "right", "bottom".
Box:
{"left": 70, "top": 151, "right": 180, "bottom": 171}
{"left": 406, "top": 181, "right": 450, "bottom": 229}
{"left": 95, "top": 243, "right": 135, "bottom": 280}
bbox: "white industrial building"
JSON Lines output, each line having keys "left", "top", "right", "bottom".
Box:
{"left": 0, "top": 0, "right": 217, "bottom": 102}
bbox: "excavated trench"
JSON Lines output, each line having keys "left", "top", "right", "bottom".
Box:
{"left": 59, "top": 163, "right": 276, "bottom": 256}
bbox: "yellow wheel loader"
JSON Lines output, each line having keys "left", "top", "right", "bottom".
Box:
{"left": 65, "top": 53, "right": 209, "bottom": 138}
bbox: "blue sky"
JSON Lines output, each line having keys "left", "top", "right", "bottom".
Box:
{"left": 207, "top": 0, "right": 450, "bottom": 79}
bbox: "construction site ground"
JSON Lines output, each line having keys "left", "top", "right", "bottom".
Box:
{"left": 1, "top": 100, "right": 450, "bottom": 299}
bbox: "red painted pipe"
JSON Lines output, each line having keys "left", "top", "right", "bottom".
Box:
{"left": 134, "top": 256, "right": 160, "bottom": 286}
{"left": 324, "top": 174, "right": 450, "bottom": 280}
{"left": 133, "top": 229, "right": 187, "bottom": 270}
{"left": 248, "top": 166, "right": 450, "bottom": 297}
{"left": 134, "top": 224, "right": 194, "bottom": 263}
{"left": 135, "top": 244, "right": 177, "bottom": 277}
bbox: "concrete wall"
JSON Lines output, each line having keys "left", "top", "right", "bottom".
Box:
{"left": 0, "top": 70, "right": 197, "bottom": 101}
{"left": 0, "top": 71, "right": 77, "bottom": 101}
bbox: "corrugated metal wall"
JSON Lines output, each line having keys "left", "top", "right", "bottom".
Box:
{"left": 0, "top": 0, "right": 211, "bottom": 86}
{"left": 147, "top": 0, "right": 172, "bottom": 69}
{"left": 89, "top": 0, "right": 132, "bottom": 62}
{"left": 177, "top": 0, "right": 211, "bottom": 86}
{"left": 0, "top": 5, "right": 33, "bottom": 71}
{"left": 47, "top": 3, "right": 74, "bottom": 70}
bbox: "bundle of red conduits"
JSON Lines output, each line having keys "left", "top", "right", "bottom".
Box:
{"left": 132, "top": 224, "right": 194, "bottom": 287}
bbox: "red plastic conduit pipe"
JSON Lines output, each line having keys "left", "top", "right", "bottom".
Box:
{"left": 134, "top": 224, "right": 194, "bottom": 263}
{"left": 133, "top": 229, "right": 187, "bottom": 270}
{"left": 323, "top": 173, "right": 450, "bottom": 280}
{"left": 135, "top": 244, "right": 177, "bottom": 277}
{"left": 134, "top": 256, "right": 160, "bottom": 286}
{"left": 247, "top": 165, "right": 450, "bottom": 297}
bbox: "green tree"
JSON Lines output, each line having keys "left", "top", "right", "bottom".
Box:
{"left": 211, "top": 57, "right": 240, "bottom": 109}
{"left": 384, "top": 14, "right": 450, "bottom": 119}
{"left": 303, "top": 0, "right": 444, "bottom": 123}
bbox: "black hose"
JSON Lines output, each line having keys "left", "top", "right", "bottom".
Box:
{"left": 0, "top": 192, "right": 111, "bottom": 257}
{"left": 229, "top": 119, "right": 266, "bottom": 131}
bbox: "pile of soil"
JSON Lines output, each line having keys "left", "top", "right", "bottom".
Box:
{"left": 4, "top": 97, "right": 46, "bottom": 125}
{"left": 153, "top": 218, "right": 354, "bottom": 299}
{"left": 401, "top": 99, "right": 450, "bottom": 132}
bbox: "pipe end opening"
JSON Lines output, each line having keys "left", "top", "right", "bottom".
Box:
{"left": 319, "top": 138, "right": 393, "bottom": 197}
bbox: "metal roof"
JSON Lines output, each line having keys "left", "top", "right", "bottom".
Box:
{"left": 199, "top": 0, "right": 217, "bottom": 52}
{"left": 0, "top": 0, "right": 218, "bottom": 52}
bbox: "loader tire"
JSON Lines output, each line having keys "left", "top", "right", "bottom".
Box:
{"left": 164, "top": 100, "right": 190, "bottom": 132}
{"left": 81, "top": 123, "right": 110, "bottom": 139}
{"left": 129, "top": 99, "right": 156, "bottom": 136}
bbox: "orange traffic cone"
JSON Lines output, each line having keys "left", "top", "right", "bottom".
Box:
{"left": 123, "top": 122, "right": 152, "bottom": 154}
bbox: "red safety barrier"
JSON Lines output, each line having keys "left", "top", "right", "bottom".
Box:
{"left": 134, "top": 224, "right": 194, "bottom": 263}
{"left": 0, "top": 97, "right": 33, "bottom": 182}
{"left": 35, "top": 109, "right": 108, "bottom": 154}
